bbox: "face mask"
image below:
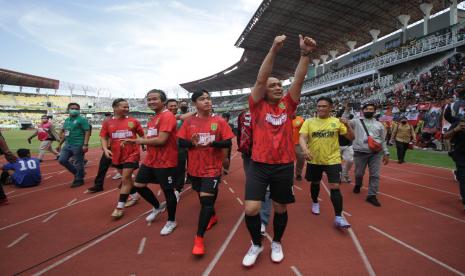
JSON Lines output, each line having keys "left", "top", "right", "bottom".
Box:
{"left": 69, "top": 109, "right": 80, "bottom": 116}
{"left": 363, "top": 112, "right": 374, "bottom": 119}
{"left": 180, "top": 106, "right": 188, "bottom": 113}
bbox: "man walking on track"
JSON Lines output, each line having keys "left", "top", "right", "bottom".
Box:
{"left": 242, "top": 34, "right": 316, "bottom": 267}
{"left": 27, "top": 115, "right": 60, "bottom": 162}
{"left": 299, "top": 97, "right": 354, "bottom": 228}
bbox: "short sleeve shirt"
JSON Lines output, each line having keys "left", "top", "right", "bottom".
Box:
{"left": 300, "top": 117, "right": 347, "bottom": 165}
{"left": 63, "top": 116, "right": 90, "bottom": 146}
{"left": 177, "top": 115, "right": 235, "bottom": 177}
{"left": 249, "top": 93, "right": 298, "bottom": 164}
{"left": 100, "top": 117, "right": 144, "bottom": 165}
{"left": 143, "top": 110, "right": 178, "bottom": 168}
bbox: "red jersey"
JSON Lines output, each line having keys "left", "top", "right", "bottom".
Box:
{"left": 177, "top": 114, "right": 235, "bottom": 177}
{"left": 249, "top": 93, "right": 298, "bottom": 164}
{"left": 100, "top": 117, "right": 144, "bottom": 165}
{"left": 237, "top": 110, "right": 252, "bottom": 155}
{"left": 37, "top": 122, "right": 52, "bottom": 141}
{"left": 143, "top": 109, "right": 178, "bottom": 168}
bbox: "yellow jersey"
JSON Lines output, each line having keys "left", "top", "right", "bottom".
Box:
{"left": 299, "top": 117, "right": 347, "bottom": 165}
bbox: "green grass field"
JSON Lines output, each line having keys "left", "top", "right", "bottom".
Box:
{"left": 1, "top": 129, "right": 102, "bottom": 153}
{"left": 387, "top": 146, "right": 454, "bottom": 169}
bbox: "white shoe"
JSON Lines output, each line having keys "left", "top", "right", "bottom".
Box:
{"left": 124, "top": 194, "right": 139, "bottom": 207}
{"left": 312, "top": 202, "right": 320, "bottom": 215}
{"left": 112, "top": 173, "right": 122, "bottom": 180}
{"left": 334, "top": 216, "right": 351, "bottom": 229}
{"left": 160, "top": 221, "right": 177, "bottom": 235}
{"left": 271, "top": 241, "right": 284, "bottom": 263}
{"left": 146, "top": 206, "right": 166, "bottom": 223}
{"left": 260, "top": 223, "right": 266, "bottom": 236}
{"left": 174, "top": 190, "right": 181, "bottom": 203}
{"left": 242, "top": 243, "right": 263, "bottom": 267}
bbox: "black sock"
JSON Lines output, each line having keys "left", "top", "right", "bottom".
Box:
{"left": 245, "top": 214, "right": 262, "bottom": 246}
{"left": 311, "top": 182, "right": 320, "bottom": 203}
{"left": 211, "top": 193, "right": 218, "bottom": 216}
{"left": 330, "top": 189, "right": 343, "bottom": 216}
{"left": 118, "top": 193, "right": 130, "bottom": 203}
{"left": 129, "top": 187, "right": 137, "bottom": 194}
{"left": 163, "top": 188, "right": 177, "bottom": 221}
{"left": 273, "top": 212, "right": 288, "bottom": 243}
{"left": 197, "top": 196, "right": 215, "bottom": 237}
{"left": 136, "top": 186, "right": 160, "bottom": 209}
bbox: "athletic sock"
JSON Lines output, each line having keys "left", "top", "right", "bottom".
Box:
{"left": 117, "top": 193, "right": 130, "bottom": 209}
{"left": 197, "top": 196, "right": 215, "bottom": 237}
{"left": 163, "top": 188, "right": 177, "bottom": 221}
{"left": 311, "top": 182, "right": 320, "bottom": 203}
{"left": 272, "top": 211, "right": 288, "bottom": 243}
{"left": 245, "top": 214, "right": 262, "bottom": 246}
{"left": 136, "top": 186, "right": 160, "bottom": 209}
{"left": 330, "top": 189, "right": 343, "bottom": 216}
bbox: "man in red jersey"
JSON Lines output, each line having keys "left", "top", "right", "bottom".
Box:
{"left": 27, "top": 115, "right": 60, "bottom": 162}
{"left": 242, "top": 34, "right": 316, "bottom": 267}
{"left": 100, "top": 98, "right": 145, "bottom": 219}
{"left": 122, "top": 90, "right": 179, "bottom": 235}
{"left": 177, "top": 89, "right": 235, "bottom": 256}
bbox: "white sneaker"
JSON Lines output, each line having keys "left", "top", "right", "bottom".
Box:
{"left": 124, "top": 194, "right": 139, "bottom": 207}
{"left": 146, "top": 206, "right": 166, "bottom": 223}
{"left": 334, "top": 216, "right": 351, "bottom": 229}
{"left": 242, "top": 243, "right": 263, "bottom": 267}
{"left": 112, "top": 173, "right": 122, "bottom": 180}
{"left": 174, "top": 190, "right": 181, "bottom": 203}
{"left": 260, "top": 223, "right": 266, "bottom": 236}
{"left": 160, "top": 221, "right": 177, "bottom": 235}
{"left": 312, "top": 202, "right": 320, "bottom": 215}
{"left": 271, "top": 241, "right": 284, "bottom": 263}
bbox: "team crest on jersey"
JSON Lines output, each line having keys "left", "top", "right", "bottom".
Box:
{"left": 278, "top": 102, "right": 286, "bottom": 109}
{"left": 128, "top": 121, "right": 134, "bottom": 129}
{"left": 331, "top": 123, "right": 336, "bottom": 128}
{"left": 211, "top": 123, "right": 218, "bottom": 131}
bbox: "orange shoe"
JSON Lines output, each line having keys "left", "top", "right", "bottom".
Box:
{"left": 192, "top": 236, "right": 205, "bottom": 256}
{"left": 206, "top": 215, "right": 218, "bottom": 231}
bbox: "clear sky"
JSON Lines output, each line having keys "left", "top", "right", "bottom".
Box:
{"left": 0, "top": 0, "right": 262, "bottom": 98}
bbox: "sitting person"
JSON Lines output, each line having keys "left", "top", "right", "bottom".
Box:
{"left": 1, "top": 149, "right": 41, "bottom": 188}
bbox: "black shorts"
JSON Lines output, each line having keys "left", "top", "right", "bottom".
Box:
{"left": 135, "top": 165, "right": 176, "bottom": 189}
{"left": 112, "top": 162, "right": 139, "bottom": 170}
{"left": 245, "top": 161, "right": 295, "bottom": 204}
{"left": 189, "top": 175, "right": 221, "bottom": 194}
{"left": 305, "top": 164, "right": 342, "bottom": 183}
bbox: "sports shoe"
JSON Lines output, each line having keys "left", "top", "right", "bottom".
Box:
{"left": 311, "top": 202, "right": 320, "bottom": 215}
{"left": 174, "top": 190, "right": 181, "bottom": 203}
{"left": 112, "top": 173, "right": 122, "bottom": 180}
{"left": 111, "top": 208, "right": 124, "bottom": 219}
{"left": 0, "top": 198, "right": 9, "bottom": 206}
{"left": 271, "top": 241, "right": 284, "bottom": 263}
{"left": 146, "top": 206, "right": 166, "bottom": 223}
{"left": 124, "top": 194, "right": 139, "bottom": 207}
{"left": 353, "top": 185, "right": 361, "bottom": 194}
{"left": 366, "top": 195, "right": 381, "bottom": 207}
{"left": 192, "top": 236, "right": 205, "bottom": 256}
{"left": 206, "top": 215, "right": 218, "bottom": 231}
{"left": 70, "top": 180, "right": 84, "bottom": 188}
{"left": 160, "top": 221, "right": 177, "bottom": 235}
{"left": 334, "top": 216, "right": 351, "bottom": 229}
{"left": 342, "top": 175, "right": 351, "bottom": 183}
{"left": 242, "top": 243, "right": 263, "bottom": 267}
{"left": 295, "top": 175, "right": 302, "bottom": 181}
{"left": 454, "top": 170, "right": 458, "bottom": 182}
{"left": 260, "top": 223, "right": 266, "bottom": 236}
{"left": 86, "top": 186, "right": 103, "bottom": 194}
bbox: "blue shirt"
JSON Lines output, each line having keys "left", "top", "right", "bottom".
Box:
{"left": 3, "top": 157, "right": 41, "bottom": 187}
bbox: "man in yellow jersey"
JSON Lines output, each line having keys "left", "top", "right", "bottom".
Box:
{"left": 299, "top": 96, "right": 354, "bottom": 229}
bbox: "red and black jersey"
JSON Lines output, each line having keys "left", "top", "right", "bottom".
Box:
{"left": 249, "top": 93, "right": 298, "bottom": 164}
{"left": 177, "top": 114, "right": 235, "bottom": 177}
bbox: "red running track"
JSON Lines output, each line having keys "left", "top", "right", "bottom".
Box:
{"left": 0, "top": 147, "right": 464, "bottom": 276}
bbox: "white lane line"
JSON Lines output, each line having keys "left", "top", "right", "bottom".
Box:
{"left": 318, "top": 197, "right": 323, "bottom": 202}
{"left": 137, "top": 237, "right": 147, "bottom": 255}
{"left": 7, "top": 233, "right": 29, "bottom": 248}
{"left": 264, "top": 232, "right": 272, "bottom": 243}
{"left": 290, "top": 266, "right": 303, "bottom": 276}
{"left": 236, "top": 197, "right": 243, "bottom": 205}
{"left": 369, "top": 226, "right": 465, "bottom": 276}
{"left": 384, "top": 166, "right": 451, "bottom": 180}
{"left": 67, "top": 198, "right": 78, "bottom": 206}
{"left": 202, "top": 212, "right": 245, "bottom": 276}
{"left": 6, "top": 190, "right": 16, "bottom": 195}
{"left": 321, "top": 181, "right": 376, "bottom": 276}
{"left": 223, "top": 180, "right": 228, "bottom": 185}
{"left": 228, "top": 187, "right": 235, "bottom": 194}
{"left": 42, "top": 170, "right": 66, "bottom": 176}
{"left": 0, "top": 188, "right": 118, "bottom": 232}
{"left": 378, "top": 191, "right": 465, "bottom": 224}
{"left": 294, "top": 185, "right": 302, "bottom": 191}
{"left": 381, "top": 175, "right": 458, "bottom": 195}
{"left": 42, "top": 212, "right": 58, "bottom": 223}
{"left": 43, "top": 176, "right": 53, "bottom": 181}
{"left": 343, "top": 211, "right": 352, "bottom": 217}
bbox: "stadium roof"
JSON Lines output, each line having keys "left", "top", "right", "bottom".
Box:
{"left": 180, "top": 0, "right": 447, "bottom": 93}
{"left": 0, "top": 68, "right": 59, "bottom": 89}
